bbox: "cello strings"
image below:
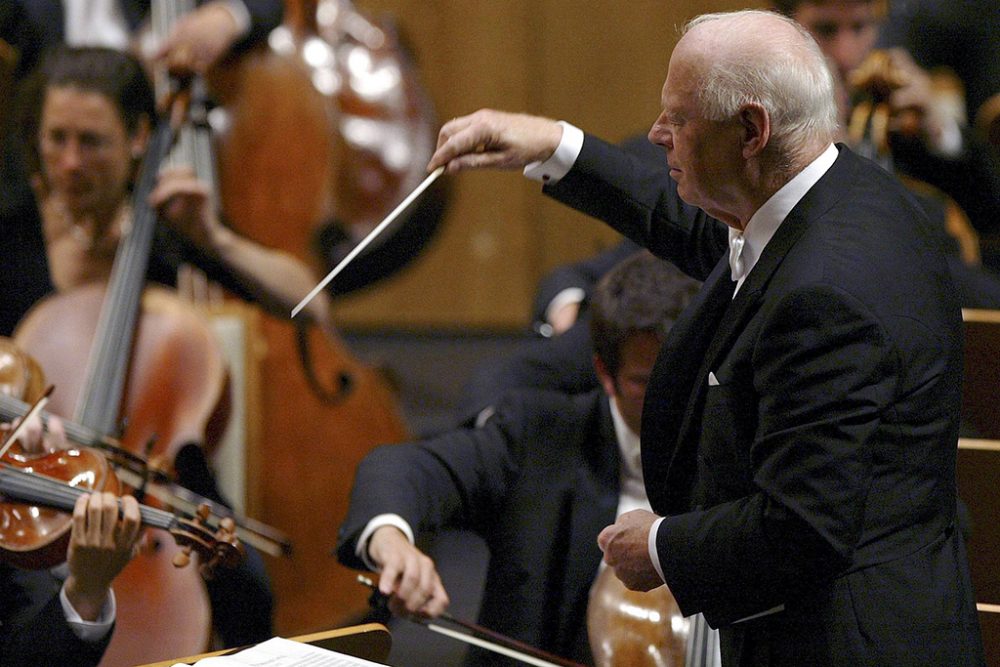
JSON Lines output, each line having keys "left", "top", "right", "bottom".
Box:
{"left": 74, "top": 123, "right": 174, "bottom": 434}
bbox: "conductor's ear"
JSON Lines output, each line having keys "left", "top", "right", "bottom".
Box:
{"left": 739, "top": 103, "right": 770, "bottom": 158}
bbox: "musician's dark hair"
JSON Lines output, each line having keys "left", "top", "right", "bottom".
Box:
{"left": 771, "top": 0, "right": 889, "bottom": 17}
{"left": 15, "top": 45, "right": 156, "bottom": 177}
{"left": 590, "top": 251, "right": 700, "bottom": 378}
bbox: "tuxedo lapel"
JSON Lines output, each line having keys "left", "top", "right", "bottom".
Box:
{"left": 642, "top": 257, "right": 734, "bottom": 514}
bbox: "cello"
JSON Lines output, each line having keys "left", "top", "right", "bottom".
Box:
{"left": 15, "top": 85, "right": 228, "bottom": 664}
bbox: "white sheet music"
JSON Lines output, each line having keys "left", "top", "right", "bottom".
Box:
{"left": 173, "top": 636, "right": 386, "bottom": 667}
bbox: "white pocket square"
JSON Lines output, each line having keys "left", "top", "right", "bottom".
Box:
{"left": 708, "top": 371, "right": 720, "bottom": 386}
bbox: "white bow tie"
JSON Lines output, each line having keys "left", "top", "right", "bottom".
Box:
{"left": 729, "top": 231, "right": 746, "bottom": 282}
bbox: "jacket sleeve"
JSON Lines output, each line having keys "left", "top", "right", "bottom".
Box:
{"left": 335, "top": 397, "right": 536, "bottom": 570}
{"left": 543, "top": 133, "right": 728, "bottom": 282}
{"left": 0, "top": 568, "right": 112, "bottom": 667}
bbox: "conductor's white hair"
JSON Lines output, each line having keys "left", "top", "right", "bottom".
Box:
{"left": 684, "top": 10, "right": 839, "bottom": 168}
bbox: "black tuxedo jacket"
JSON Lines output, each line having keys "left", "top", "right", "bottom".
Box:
{"left": 546, "top": 137, "right": 984, "bottom": 666}
{"left": 0, "top": 565, "right": 111, "bottom": 667}
{"left": 337, "top": 389, "right": 622, "bottom": 666}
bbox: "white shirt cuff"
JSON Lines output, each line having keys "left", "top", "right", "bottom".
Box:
{"left": 215, "top": 0, "right": 252, "bottom": 38}
{"left": 933, "top": 115, "right": 963, "bottom": 158}
{"left": 357, "top": 514, "right": 415, "bottom": 571}
{"left": 544, "top": 287, "right": 586, "bottom": 323}
{"left": 60, "top": 583, "right": 115, "bottom": 643}
{"left": 523, "top": 121, "right": 584, "bottom": 184}
{"left": 647, "top": 516, "right": 666, "bottom": 583}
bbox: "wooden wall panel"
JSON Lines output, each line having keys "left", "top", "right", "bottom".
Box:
{"left": 329, "top": 0, "right": 756, "bottom": 329}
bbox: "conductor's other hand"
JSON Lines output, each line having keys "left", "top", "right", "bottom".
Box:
{"left": 65, "top": 492, "right": 143, "bottom": 621}
{"left": 367, "top": 526, "right": 450, "bottom": 619}
{"left": 597, "top": 509, "right": 665, "bottom": 593}
{"left": 428, "top": 109, "right": 563, "bottom": 175}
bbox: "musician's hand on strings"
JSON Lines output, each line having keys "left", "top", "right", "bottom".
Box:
{"left": 428, "top": 109, "right": 564, "bottom": 175}
{"left": 367, "top": 526, "right": 450, "bottom": 618}
{"left": 153, "top": 1, "right": 244, "bottom": 76}
{"left": 597, "top": 509, "right": 666, "bottom": 593}
{"left": 64, "top": 491, "right": 143, "bottom": 621}
{"left": 149, "top": 166, "right": 225, "bottom": 249}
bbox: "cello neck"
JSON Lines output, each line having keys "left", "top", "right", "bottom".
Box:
{"left": 72, "top": 121, "right": 176, "bottom": 435}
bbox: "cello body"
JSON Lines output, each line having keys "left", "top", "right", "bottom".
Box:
{"left": 15, "top": 284, "right": 228, "bottom": 469}
{"left": 587, "top": 564, "right": 690, "bottom": 667}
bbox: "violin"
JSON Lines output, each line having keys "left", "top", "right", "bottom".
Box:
{"left": 0, "top": 335, "right": 290, "bottom": 557}
{"left": 0, "top": 395, "right": 241, "bottom": 574}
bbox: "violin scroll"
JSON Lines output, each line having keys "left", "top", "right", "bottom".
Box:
{"left": 169, "top": 502, "right": 243, "bottom": 577}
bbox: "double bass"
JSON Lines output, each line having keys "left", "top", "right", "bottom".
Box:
{"left": 204, "top": 0, "right": 436, "bottom": 634}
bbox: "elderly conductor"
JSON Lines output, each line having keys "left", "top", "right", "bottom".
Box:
{"left": 427, "top": 9, "right": 984, "bottom": 667}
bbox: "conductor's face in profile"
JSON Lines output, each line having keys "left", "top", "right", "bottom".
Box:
{"left": 647, "top": 43, "right": 747, "bottom": 226}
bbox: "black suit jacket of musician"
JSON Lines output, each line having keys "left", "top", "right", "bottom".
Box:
{"left": 545, "top": 137, "right": 984, "bottom": 666}
{"left": 337, "top": 388, "right": 622, "bottom": 666}
{"left": 0, "top": 564, "right": 111, "bottom": 667}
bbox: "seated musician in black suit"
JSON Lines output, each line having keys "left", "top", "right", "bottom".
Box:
{"left": 0, "top": 415, "right": 142, "bottom": 667}
{"left": 337, "top": 251, "right": 707, "bottom": 666}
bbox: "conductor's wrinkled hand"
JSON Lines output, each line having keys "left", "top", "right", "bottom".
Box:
{"left": 598, "top": 509, "right": 666, "bottom": 592}
{"left": 428, "top": 109, "right": 564, "bottom": 175}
